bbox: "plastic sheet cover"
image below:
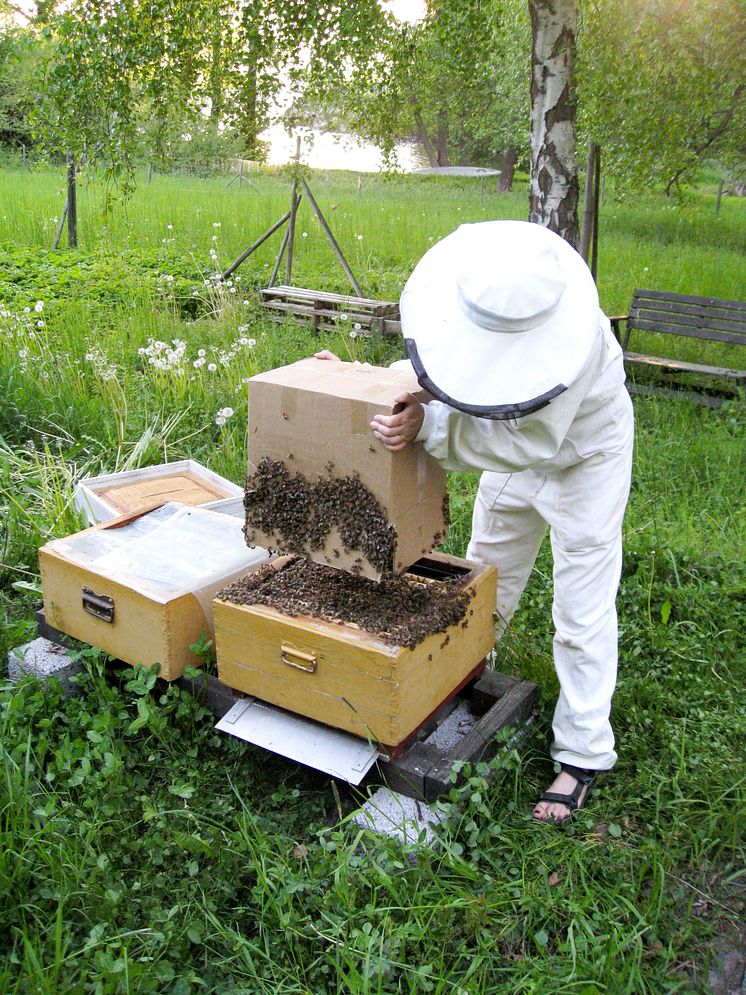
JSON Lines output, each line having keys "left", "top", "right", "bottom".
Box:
{"left": 52, "top": 504, "right": 268, "bottom": 603}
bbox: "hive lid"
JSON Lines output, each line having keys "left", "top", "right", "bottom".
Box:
{"left": 215, "top": 697, "right": 380, "bottom": 784}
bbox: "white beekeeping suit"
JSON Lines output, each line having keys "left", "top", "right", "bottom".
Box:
{"left": 384, "top": 219, "right": 634, "bottom": 821}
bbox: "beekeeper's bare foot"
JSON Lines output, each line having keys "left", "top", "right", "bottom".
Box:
{"left": 532, "top": 766, "right": 596, "bottom": 825}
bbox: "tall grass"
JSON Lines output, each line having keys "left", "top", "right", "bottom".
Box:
{"left": 0, "top": 163, "right": 744, "bottom": 993}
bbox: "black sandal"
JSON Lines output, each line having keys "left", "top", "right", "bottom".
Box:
{"left": 533, "top": 763, "right": 596, "bottom": 825}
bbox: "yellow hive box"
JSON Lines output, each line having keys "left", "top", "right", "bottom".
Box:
{"left": 214, "top": 552, "right": 497, "bottom": 748}
{"left": 40, "top": 504, "right": 269, "bottom": 681}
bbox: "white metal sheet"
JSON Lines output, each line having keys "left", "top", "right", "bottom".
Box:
{"left": 216, "top": 698, "right": 380, "bottom": 785}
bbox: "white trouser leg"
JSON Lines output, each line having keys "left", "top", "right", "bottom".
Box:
{"left": 467, "top": 389, "right": 634, "bottom": 771}
{"left": 540, "top": 444, "right": 633, "bottom": 771}
{"left": 466, "top": 470, "right": 548, "bottom": 631}
{"left": 548, "top": 533, "right": 624, "bottom": 770}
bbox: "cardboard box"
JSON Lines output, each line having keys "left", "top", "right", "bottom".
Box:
{"left": 40, "top": 503, "right": 269, "bottom": 680}
{"left": 214, "top": 552, "right": 496, "bottom": 748}
{"left": 74, "top": 460, "right": 243, "bottom": 525}
{"left": 246, "top": 358, "right": 448, "bottom": 579}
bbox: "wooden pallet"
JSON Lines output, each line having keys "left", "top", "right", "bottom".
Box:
{"left": 379, "top": 669, "right": 537, "bottom": 801}
{"left": 36, "top": 611, "right": 537, "bottom": 801}
{"left": 260, "top": 285, "right": 401, "bottom": 336}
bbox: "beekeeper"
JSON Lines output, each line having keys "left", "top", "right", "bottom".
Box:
{"left": 369, "top": 219, "right": 634, "bottom": 824}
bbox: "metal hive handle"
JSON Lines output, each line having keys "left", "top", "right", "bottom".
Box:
{"left": 82, "top": 586, "right": 115, "bottom": 623}
{"left": 280, "top": 645, "right": 317, "bottom": 673}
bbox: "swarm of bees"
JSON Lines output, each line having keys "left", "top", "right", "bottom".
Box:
{"left": 218, "top": 556, "right": 475, "bottom": 650}
{"left": 243, "top": 458, "right": 397, "bottom": 573}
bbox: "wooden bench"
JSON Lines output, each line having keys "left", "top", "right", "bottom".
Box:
{"left": 610, "top": 289, "right": 746, "bottom": 404}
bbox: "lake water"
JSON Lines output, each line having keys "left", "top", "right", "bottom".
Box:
{"left": 261, "top": 123, "right": 427, "bottom": 174}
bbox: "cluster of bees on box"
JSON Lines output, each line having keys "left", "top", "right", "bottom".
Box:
{"left": 243, "top": 457, "right": 398, "bottom": 574}
{"left": 222, "top": 530, "right": 474, "bottom": 650}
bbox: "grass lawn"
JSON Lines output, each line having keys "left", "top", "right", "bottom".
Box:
{"left": 0, "top": 163, "right": 744, "bottom": 993}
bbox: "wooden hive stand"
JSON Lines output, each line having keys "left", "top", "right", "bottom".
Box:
{"left": 379, "top": 669, "right": 538, "bottom": 802}
{"left": 259, "top": 285, "right": 401, "bottom": 337}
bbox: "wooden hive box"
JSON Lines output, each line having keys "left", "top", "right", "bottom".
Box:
{"left": 214, "top": 552, "right": 497, "bottom": 749}
{"left": 246, "top": 357, "right": 448, "bottom": 580}
{"left": 40, "top": 504, "right": 269, "bottom": 681}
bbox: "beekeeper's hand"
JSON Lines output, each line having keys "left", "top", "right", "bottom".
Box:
{"left": 370, "top": 392, "right": 424, "bottom": 451}
{"left": 314, "top": 350, "right": 342, "bottom": 362}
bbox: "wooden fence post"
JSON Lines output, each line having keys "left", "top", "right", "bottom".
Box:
{"left": 285, "top": 137, "right": 302, "bottom": 285}
{"left": 67, "top": 155, "right": 78, "bottom": 249}
{"left": 715, "top": 178, "right": 724, "bottom": 216}
{"left": 580, "top": 142, "right": 598, "bottom": 266}
{"left": 590, "top": 145, "right": 600, "bottom": 282}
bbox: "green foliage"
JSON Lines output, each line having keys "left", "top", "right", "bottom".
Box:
{"left": 0, "top": 22, "right": 42, "bottom": 149}
{"left": 319, "top": 0, "right": 530, "bottom": 170}
{"left": 0, "top": 166, "right": 744, "bottom": 991}
{"left": 29, "top": 0, "right": 389, "bottom": 184}
{"left": 579, "top": 0, "right": 746, "bottom": 191}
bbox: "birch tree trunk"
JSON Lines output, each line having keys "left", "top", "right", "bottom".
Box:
{"left": 528, "top": 0, "right": 579, "bottom": 248}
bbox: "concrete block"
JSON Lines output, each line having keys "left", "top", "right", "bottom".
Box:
{"left": 7, "top": 637, "right": 82, "bottom": 693}
{"left": 351, "top": 786, "right": 445, "bottom": 846}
